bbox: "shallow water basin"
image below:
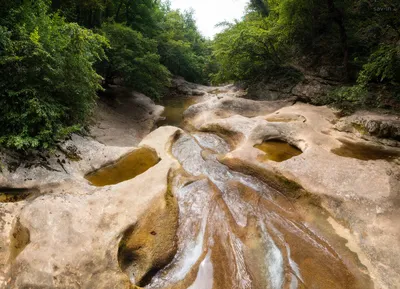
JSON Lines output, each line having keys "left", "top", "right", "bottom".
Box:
{"left": 255, "top": 140, "right": 302, "bottom": 162}
{"left": 331, "top": 139, "right": 400, "bottom": 161}
{"left": 0, "top": 189, "right": 34, "bottom": 203}
{"left": 85, "top": 147, "right": 160, "bottom": 186}
{"left": 157, "top": 96, "right": 197, "bottom": 127}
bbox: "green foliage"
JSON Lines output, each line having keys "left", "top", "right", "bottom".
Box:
{"left": 55, "top": 0, "right": 213, "bottom": 86}
{"left": 357, "top": 44, "right": 400, "bottom": 86}
{"left": 0, "top": 0, "right": 108, "bottom": 150}
{"left": 99, "top": 22, "right": 171, "bottom": 99}
{"left": 157, "top": 9, "right": 214, "bottom": 84}
{"left": 212, "top": 13, "right": 285, "bottom": 83}
{"left": 213, "top": 0, "right": 399, "bottom": 110}
{"left": 328, "top": 43, "right": 400, "bottom": 111}
{"left": 1, "top": 0, "right": 213, "bottom": 152}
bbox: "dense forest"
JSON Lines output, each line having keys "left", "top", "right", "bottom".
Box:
{"left": 0, "top": 0, "right": 399, "bottom": 150}
{"left": 214, "top": 0, "right": 400, "bottom": 108}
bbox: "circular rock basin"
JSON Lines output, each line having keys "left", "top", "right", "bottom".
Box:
{"left": 85, "top": 147, "right": 160, "bottom": 187}
{"left": 254, "top": 140, "right": 302, "bottom": 162}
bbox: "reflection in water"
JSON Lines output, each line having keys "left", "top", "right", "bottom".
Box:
{"left": 255, "top": 140, "right": 302, "bottom": 162}
{"left": 331, "top": 139, "right": 400, "bottom": 161}
{"left": 157, "top": 97, "right": 197, "bottom": 128}
{"left": 85, "top": 147, "right": 160, "bottom": 186}
{"left": 144, "top": 133, "right": 372, "bottom": 289}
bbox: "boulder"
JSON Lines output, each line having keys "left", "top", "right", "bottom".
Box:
{"left": 184, "top": 96, "right": 293, "bottom": 130}
{"left": 335, "top": 111, "right": 400, "bottom": 143}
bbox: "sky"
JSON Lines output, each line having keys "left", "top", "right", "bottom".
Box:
{"left": 169, "top": 0, "right": 249, "bottom": 39}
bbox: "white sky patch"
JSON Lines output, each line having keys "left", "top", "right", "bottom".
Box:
{"left": 169, "top": 0, "right": 249, "bottom": 38}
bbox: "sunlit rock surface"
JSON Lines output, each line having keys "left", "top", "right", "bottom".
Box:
{"left": 186, "top": 98, "right": 400, "bottom": 289}
{"left": 1, "top": 81, "right": 399, "bottom": 289}
{"left": 0, "top": 129, "right": 181, "bottom": 288}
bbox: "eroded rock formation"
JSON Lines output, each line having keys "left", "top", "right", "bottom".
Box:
{"left": 1, "top": 81, "right": 399, "bottom": 289}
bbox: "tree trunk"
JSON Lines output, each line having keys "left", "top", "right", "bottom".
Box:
{"left": 115, "top": 0, "right": 124, "bottom": 21}
{"left": 51, "top": 0, "right": 61, "bottom": 11}
{"left": 327, "top": 0, "right": 349, "bottom": 81}
{"left": 251, "top": 0, "right": 269, "bottom": 17}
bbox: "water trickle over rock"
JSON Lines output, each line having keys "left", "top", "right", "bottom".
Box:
{"left": 143, "top": 133, "right": 373, "bottom": 289}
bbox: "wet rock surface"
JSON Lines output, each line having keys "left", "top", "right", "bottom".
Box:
{"left": 1, "top": 79, "right": 399, "bottom": 288}
{"left": 144, "top": 132, "right": 373, "bottom": 289}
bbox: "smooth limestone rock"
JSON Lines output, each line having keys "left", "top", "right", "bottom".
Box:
{"left": 91, "top": 87, "right": 165, "bottom": 147}
{"left": 184, "top": 96, "right": 293, "bottom": 130}
{"left": 0, "top": 134, "right": 134, "bottom": 189}
{"left": 185, "top": 100, "right": 400, "bottom": 289}
{"left": 1, "top": 80, "right": 399, "bottom": 289}
{"left": 170, "top": 77, "right": 224, "bottom": 96}
{"left": 1, "top": 127, "right": 182, "bottom": 289}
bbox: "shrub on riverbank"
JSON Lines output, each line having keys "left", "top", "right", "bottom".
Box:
{"left": 0, "top": 1, "right": 107, "bottom": 150}
{"left": 212, "top": 0, "right": 400, "bottom": 111}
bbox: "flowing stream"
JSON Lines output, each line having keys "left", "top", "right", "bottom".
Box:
{"left": 142, "top": 130, "right": 372, "bottom": 289}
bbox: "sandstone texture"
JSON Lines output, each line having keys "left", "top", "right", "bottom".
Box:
{"left": 335, "top": 110, "right": 400, "bottom": 143}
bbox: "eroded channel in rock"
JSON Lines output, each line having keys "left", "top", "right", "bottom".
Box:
{"left": 118, "top": 173, "right": 179, "bottom": 287}
{"left": 140, "top": 133, "right": 373, "bottom": 289}
{"left": 85, "top": 147, "right": 160, "bottom": 186}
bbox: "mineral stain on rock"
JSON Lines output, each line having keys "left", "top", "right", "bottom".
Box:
{"left": 9, "top": 218, "right": 30, "bottom": 262}
{"left": 254, "top": 140, "right": 303, "bottom": 162}
{"left": 118, "top": 174, "right": 179, "bottom": 287}
{"left": 85, "top": 147, "right": 160, "bottom": 186}
{"left": 331, "top": 139, "right": 400, "bottom": 161}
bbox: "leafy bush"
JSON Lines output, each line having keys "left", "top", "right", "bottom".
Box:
{"left": 99, "top": 22, "right": 171, "bottom": 99}
{"left": 157, "top": 9, "right": 213, "bottom": 84}
{"left": 328, "top": 44, "right": 400, "bottom": 111}
{"left": 212, "top": 16, "right": 286, "bottom": 84}
{"left": 0, "top": 1, "right": 108, "bottom": 150}
{"left": 357, "top": 44, "right": 400, "bottom": 86}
